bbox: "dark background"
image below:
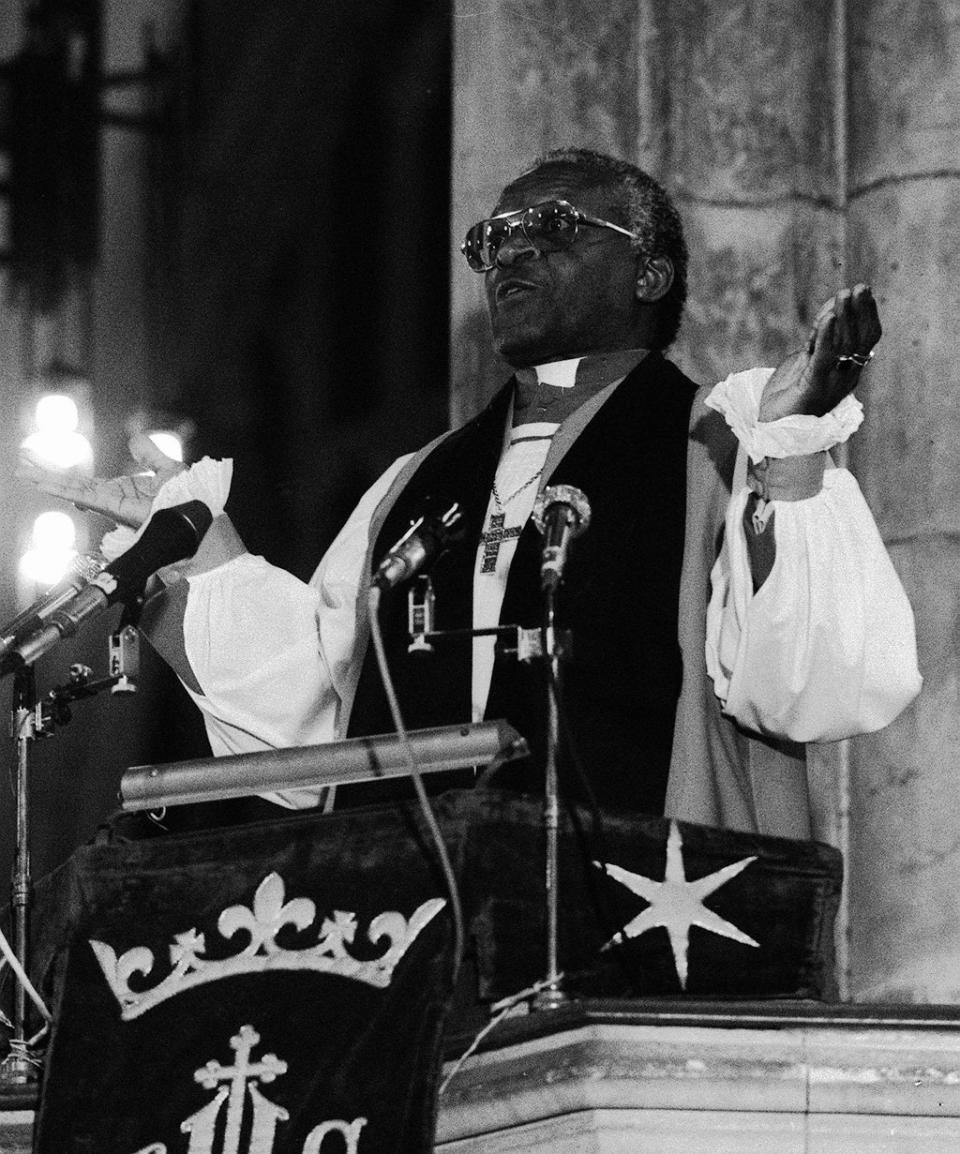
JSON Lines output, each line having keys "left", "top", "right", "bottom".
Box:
{"left": 158, "top": 0, "right": 451, "bottom": 580}
{"left": 1, "top": 0, "right": 453, "bottom": 885}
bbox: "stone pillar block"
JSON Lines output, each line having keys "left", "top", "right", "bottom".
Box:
{"left": 657, "top": 0, "right": 838, "bottom": 203}
{"left": 846, "top": 183, "right": 960, "bottom": 537}
{"left": 848, "top": 1, "right": 960, "bottom": 187}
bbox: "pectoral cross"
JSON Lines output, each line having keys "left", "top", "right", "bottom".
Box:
{"left": 479, "top": 512, "right": 521, "bottom": 573}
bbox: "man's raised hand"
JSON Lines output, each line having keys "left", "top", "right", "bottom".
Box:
{"left": 17, "top": 433, "right": 186, "bottom": 528}
{"left": 759, "top": 283, "right": 881, "bottom": 422}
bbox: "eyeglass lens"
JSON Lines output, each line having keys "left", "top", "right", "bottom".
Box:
{"left": 463, "top": 201, "right": 580, "bottom": 270}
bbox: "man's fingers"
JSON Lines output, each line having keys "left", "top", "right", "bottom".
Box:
{"left": 16, "top": 461, "right": 150, "bottom": 526}
{"left": 16, "top": 461, "right": 94, "bottom": 503}
{"left": 764, "top": 284, "right": 883, "bottom": 420}
{"left": 810, "top": 284, "right": 881, "bottom": 366}
{"left": 16, "top": 454, "right": 83, "bottom": 490}
{"left": 833, "top": 283, "right": 880, "bottom": 356}
{"left": 813, "top": 297, "right": 835, "bottom": 328}
{"left": 809, "top": 310, "right": 839, "bottom": 366}
{"left": 849, "top": 283, "right": 881, "bottom": 350}
{"left": 833, "top": 287, "right": 861, "bottom": 355}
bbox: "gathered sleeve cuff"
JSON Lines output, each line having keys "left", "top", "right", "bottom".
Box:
{"left": 705, "top": 368, "right": 865, "bottom": 464}
{"left": 98, "top": 456, "right": 234, "bottom": 564}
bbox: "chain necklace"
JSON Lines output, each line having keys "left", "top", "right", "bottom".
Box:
{"left": 491, "top": 469, "right": 541, "bottom": 510}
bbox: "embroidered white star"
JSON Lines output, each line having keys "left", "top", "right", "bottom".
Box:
{"left": 594, "top": 820, "right": 759, "bottom": 990}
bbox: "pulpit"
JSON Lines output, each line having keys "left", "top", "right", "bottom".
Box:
{"left": 26, "top": 739, "right": 842, "bottom": 1153}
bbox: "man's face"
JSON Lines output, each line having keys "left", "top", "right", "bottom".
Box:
{"left": 482, "top": 172, "right": 644, "bottom": 368}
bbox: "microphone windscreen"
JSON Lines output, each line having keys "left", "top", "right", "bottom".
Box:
{"left": 109, "top": 501, "right": 214, "bottom": 599}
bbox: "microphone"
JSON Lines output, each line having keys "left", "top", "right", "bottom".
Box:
{"left": 532, "top": 484, "right": 591, "bottom": 592}
{"left": 0, "top": 552, "right": 107, "bottom": 662}
{"left": 2, "top": 500, "right": 213, "bottom": 675}
{"left": 373, "top": 502, "right": 464, "bottom": 590}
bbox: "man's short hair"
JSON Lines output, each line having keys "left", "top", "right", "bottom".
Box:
{"left": 506, "top": 147, "right": 688, "bottom": 349}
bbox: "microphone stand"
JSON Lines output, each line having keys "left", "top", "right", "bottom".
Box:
{"left": 0, "top": 662, "right": 64, "bottom": 1086}
{"left": 406, "top": 576, "right": 575, "bottom": 1012}
{"left": 2, "top": 665, "right": 42, "bottom": 1085}
{"left": 0, "top": 630, "right": 139, "bottom": 1087}
{"left": 532, "top": 585, "right": 568, "bottom": 1011}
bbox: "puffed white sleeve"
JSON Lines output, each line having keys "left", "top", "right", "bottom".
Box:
{"left": 704, "top": 368, "right": 922, "bottom": 742}
{"left": 138, "top": 456, "right": 410, "bottom": 787}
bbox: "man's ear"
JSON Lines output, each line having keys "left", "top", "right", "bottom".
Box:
{"left": 635, "top": 255, "right": 674, "bottom": 303}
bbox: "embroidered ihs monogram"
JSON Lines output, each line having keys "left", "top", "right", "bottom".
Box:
{"left": 129, "top": 1024, "right": 367, "bottom": 1154}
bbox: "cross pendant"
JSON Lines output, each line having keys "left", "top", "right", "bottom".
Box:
{"left": 479, "top": 511, "right": 521, "bottom": 573}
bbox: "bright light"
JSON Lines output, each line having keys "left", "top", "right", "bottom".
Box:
{"left": 20, "top": 428, "right": 94, "bottom": 471}
{"left": 32, "top": 511, "right": 77, "bottom": 552}
{"left": 35, "top": 393, "right": 80, "bottom": 433}
{"left": 147, "top": 431, "right": 184, "bottom": 462}
{"left": 20, "top": 390, "right": 93, "bottom": 472}
{"left": 18, "top": 512, "right": 79, "bottom": 587}
{"left": 19, "top": 548, "right": 76, "bottom": 587}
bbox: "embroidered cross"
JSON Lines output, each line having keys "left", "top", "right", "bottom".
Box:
{"left": 479, "top": 512, "right": 521, "bottom": 573}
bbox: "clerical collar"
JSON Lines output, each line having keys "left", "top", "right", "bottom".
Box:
{"left": 515, "top": 348, "right": 649, "bottom": 392}
{"left": 512, "top": 347, "right": 650, "bottom": 424}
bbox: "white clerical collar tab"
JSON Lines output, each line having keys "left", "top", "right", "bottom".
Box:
{"left": 534, "top": 358, "right": 581, "bottom": 389}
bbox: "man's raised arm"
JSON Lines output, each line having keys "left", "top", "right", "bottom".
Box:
{"left": 705, "top": 286, "right": 921, "bottom": 742}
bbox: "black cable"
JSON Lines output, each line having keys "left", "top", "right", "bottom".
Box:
{"left": 367, "top": 586, "right": 465, "bottom": 988}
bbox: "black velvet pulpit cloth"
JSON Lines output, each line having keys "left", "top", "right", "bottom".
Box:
{"left": 33, "top": 798, "right": 465, "bottom": 1154}
{"left": 30, "top": 790, "right": 842, "bottom": 1154}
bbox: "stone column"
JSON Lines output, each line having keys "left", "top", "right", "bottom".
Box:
{"left": 843, "top": 0, "right": 960, "bottom": 1003}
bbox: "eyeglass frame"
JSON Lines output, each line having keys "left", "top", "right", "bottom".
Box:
{"left": 460, "top": 198, "right": 642, "bottom": 273}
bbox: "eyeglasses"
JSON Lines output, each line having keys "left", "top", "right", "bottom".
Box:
{"left": 460, "top": 199, "right": 640, "bottom": 272}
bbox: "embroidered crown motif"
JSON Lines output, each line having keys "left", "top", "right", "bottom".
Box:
{"left": 90, "top": 871, "right": 446, "bottom": 1020}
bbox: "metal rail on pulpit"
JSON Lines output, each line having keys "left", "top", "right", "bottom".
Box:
{"left": 119, "top": 720, "right": 528, "bottom": 810}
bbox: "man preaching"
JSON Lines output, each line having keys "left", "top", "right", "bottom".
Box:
{"left": 20, "top": 147, "right": 921, "bottom": 839}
